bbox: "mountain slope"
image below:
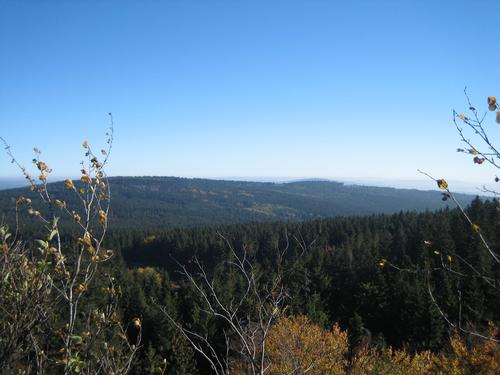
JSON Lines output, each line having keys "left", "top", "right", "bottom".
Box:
{"left": 0, "top": 176, "right": 476, "bottom": 228}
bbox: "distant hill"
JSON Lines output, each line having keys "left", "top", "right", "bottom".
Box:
{"left": 0, "top": 178, "right": 29, "bottom": 190}
{"left": 0, "top": 176, "right": 477, "bottom": 228}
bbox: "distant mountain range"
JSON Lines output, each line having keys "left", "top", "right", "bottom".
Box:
{"left": 0, "top": 176, "right": 488, "bottom": 194}
{"left": 0, "top": 178, "right": 29, "bottom": 191}
{"left": 0, "top": 176, "right": 478, "bottom": 228}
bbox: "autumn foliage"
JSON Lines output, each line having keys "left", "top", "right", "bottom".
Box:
{"left": 265, "top": 315, "right": 499, "bottom": 375}
{"left": 266, "top": 315, "right": 348, "bottom": 375}
{"left": 435, "top": 329, "right": 500, "bottom": 375}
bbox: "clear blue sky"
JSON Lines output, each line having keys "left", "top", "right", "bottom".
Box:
{"left": 1, "top": 0, "right": 499, "bottom": 188}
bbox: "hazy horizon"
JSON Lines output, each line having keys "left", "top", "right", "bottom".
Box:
{"left": 0, "top": 174, "right": 491, "bottom": 195}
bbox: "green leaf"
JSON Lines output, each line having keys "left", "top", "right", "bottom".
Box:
{"left": 48, "top": 229, "right": 58, "bottom": 241}
{"left": 35, "top": 239, "right": 48, "bottom": 249}
{"left": 71, "top": 335, "right": 83, "bottom": 344}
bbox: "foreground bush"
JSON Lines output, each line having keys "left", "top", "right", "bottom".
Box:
{"left": 0, "top": 121, "right": 142, "bottom": 374}
{"left": 265, "top": 315, "right": 499, "bottom": 375}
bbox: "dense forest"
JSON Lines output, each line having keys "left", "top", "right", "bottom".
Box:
{"left": 0, "top": 176, "right": 476, "bottom": 228}
{"left": 104, "top": 197, "right": 499, "bottom": 373}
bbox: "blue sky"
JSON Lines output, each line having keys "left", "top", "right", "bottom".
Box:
{"left": 1, "top": 0, "right": 499, "bottom": 190}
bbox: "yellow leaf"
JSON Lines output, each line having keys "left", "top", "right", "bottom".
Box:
{"left": 436, "top": 179, "right": 448, "bottom": 190}
{"left": 77, "top": 283, "right": 87, "bottom": 292}
{"left": 64, "top": 179, "right": 75, "bottom": 190}
{"left": 98, "top": 210, "right": 107, "bottom": 225}
{"left": 53, "top": 199, "right": 66, "bottom": 209}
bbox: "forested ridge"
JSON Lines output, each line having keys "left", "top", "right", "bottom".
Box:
{"left": 0, "top": 176, "right": 476, "bottom": 229}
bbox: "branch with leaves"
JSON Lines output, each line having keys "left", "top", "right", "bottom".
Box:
{"left": 0, "top": 114, "right": 141, "bottom": 374}
{"left": 381, "top": 91, "right": 500, "bottom": 344}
